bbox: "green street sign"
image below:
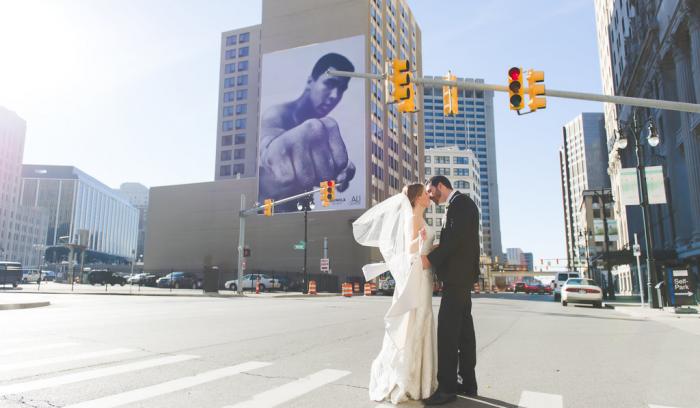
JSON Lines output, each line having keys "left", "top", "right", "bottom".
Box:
{"left": 293, "top": 241, "right": 306, "bottom": 250}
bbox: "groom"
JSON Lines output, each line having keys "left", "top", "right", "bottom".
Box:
{"left": 422, "top": 175, "right": 480, "bottom": 405}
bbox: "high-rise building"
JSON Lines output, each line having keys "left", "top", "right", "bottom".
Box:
{"left": 506, "top": 248, "right": 524, "bottom": 266}
{"left": 214, "top": 25, "right": 262, "bottom": 181}
{"left": 595, "top": 1, "right": 700, "bottom": 289}
{"left": 523, "top": 252, "right": 534, "bottom": 271}
{"left": 20, "top": 165, "right": 139, "bottom": 260}
{"left": 559, "top": 113, "right": 611, "bottom": 273}
{"left": 421, "top": 77, "right": 502, "bottom": 259}
{"left": 423, "top": 146, "right": 481, "bottom": 251}
{"left": 0, "top": 107, "right": 48, "bottom": 266}
{"left": 117, "top": 183, "right": 149, "bottom": 259}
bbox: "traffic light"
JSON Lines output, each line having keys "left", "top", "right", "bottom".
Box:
{"left": 320, "top": 180, "right": 335, "bottom": 207}
{"left": 527, "top": 69, "right": 546, "bottom": 111}
{"left": 390, "top": 59, "right": 416, "bottom": 113}
{"left": 508, "top": 67, "right": 524, "bottom": 110}
{"left": 442, "top": 71, "right": 458, "bottom": 116}
{"left": 263, "top": 199, "right": 273, "bottom": 217}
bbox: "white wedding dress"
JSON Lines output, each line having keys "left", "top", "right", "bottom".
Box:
{"left": 367, "top": 228, "right": 438, "bottom": 403}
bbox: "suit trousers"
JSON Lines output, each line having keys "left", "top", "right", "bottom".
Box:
{"left": 436, "top": 286, "right": 477, "bottom": 393}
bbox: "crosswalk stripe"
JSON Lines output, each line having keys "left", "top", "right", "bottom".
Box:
{"left": 649, "top": 405, "right": 681, "bottom": 408}
{"left": 63, "top": 361, "right": 271, "bottom": 408}
{"left": 0, "top": 354, "right": 198, "bottom": 395}
{"left": 0, "top": 348, "right": 133, "bottom": 373}
{"left": 0, "top": 342, "right": 80, "bottom": 356}
{"left": 224, "top": 368, "right": 351, "bottom": 408}
{"left": 518, "top": 391, "right": 563, "bottom": 408}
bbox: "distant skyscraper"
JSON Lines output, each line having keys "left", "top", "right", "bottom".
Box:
{"left": 506, "top": 248, "right": 524, "bottom": 266}
{"left": 559, "top": 113, "right": 610, "bottom": 272}
{"left": 421, "top": 77, "right": 502, "bottom": 259}
{"left": 118, "top": 183, "right": 149, "bottom": 259}
{"left": 523, "top": 252, "right": 534, "bottom": 271}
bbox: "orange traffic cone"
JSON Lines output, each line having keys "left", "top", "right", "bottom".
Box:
{"left": 256, "top": 280, "right": 261, "bottom": 294}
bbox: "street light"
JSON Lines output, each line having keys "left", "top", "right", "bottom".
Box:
{"left": 616, "top": 112, "right": 661, "bottom": 308}
{"left": 297, "top": 195, "right": 315, "bottom": 294}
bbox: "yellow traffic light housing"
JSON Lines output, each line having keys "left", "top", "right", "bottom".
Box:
{"left": 263, "top": 199, "right": 273, "bottom": 217}
{"left": 390, "top": 59, "right": 417, "bottom": 113}
{"left": 442, "top": 71, "right": 458, "bottom": 116}
{"left": 527, "top": 69, "right": 546, "bottom": 111}
{"left": 508, "top": 67, "right": 524, "bottom": 111}
{"left": 320, "top": 180, "right": 336, "bottom": 207}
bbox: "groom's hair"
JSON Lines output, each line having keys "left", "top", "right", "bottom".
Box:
{"left": 428, "top": 175, "right": 452, "bottom": 190}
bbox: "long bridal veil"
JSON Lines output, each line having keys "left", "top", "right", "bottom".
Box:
{"left": 352, "top": 193, "right": 423, "bottom": 349}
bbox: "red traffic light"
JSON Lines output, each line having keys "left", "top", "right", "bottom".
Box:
{"left": 327, "top": 180, "right": 334, "bottom": 187}
{"left": 508, "top": 67, "right": 521, "bottom": 80}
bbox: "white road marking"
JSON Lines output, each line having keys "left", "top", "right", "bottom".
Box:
{"left": 0, "top": 348, "right": 133, "bottom": 372}
{"left": 518, "top": 390, "right": 563, "bottom": 408}
{"left": 649, "top": 405, "right": 681, "bottom": 408}
{"left": 224, "top": 368, "right": 351, "bottom": 408}
{"left": 64, "top": 361, "right": 271, "bottom": 408}
{"left": 0, "top": 354, "right": 198, "bottom": 395}
{"left": 0, "top": 342, "right": 80, "bottom": 356}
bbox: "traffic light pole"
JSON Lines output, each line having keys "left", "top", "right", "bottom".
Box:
{"left": 327, "top": 70, "right": 700, "bottom": 114}
{"left": 236, "top": 187, "right": 322, "bottom": 295}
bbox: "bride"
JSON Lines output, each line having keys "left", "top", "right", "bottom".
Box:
{"left": 352, "top": 183, "right": 438, "bottom": 404}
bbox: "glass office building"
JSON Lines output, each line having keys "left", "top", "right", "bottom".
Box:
{"left": 20, "top": 165, "right": 138, "bottom": 259}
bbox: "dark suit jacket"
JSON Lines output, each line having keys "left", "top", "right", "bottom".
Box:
{"left": 427, "top": 191, "right": 480, "bottom": 288}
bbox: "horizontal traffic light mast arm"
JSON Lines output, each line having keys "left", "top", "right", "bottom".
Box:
{"left": 326, "top": 69, "right": 700, "bottom": 114}
{"left": 240, "top": 187, "right": 322, "bottom": 216}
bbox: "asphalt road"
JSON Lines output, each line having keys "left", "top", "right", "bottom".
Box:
{"left": 0, "top": 292, "right": 698, "bottom": 408}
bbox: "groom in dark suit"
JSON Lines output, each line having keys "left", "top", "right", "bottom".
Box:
{"left": 422, "top": 175, "right": 480, "bottom": 405}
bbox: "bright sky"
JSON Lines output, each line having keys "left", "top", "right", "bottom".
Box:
{"left": 0, "top": 0, "right": 603, "bottom": 264}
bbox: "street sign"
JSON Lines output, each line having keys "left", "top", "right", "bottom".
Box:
{"left": 293, "top": 241, "right": 306, "bottom": 250}
{"left": 632, "top": 244, "right": 641, "bottom": 257}
{"left": 320, "top": 258, "right": 330, "bottom": 272}
{"left": 668, "top": 269, "right": 697, "bottom": 306}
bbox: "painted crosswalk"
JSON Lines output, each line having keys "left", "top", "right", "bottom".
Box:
{"left": 0, "top": 347, "right": 134, "bottom": 372}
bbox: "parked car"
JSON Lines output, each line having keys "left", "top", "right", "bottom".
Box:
{"left": 553, "top": 271, "right": 581, "bottom": 301}
{"left": 513, "top": 282, "right": 527, "bottom": 293}
{"left": 87, "top": 270, "right": 127, "bottom": 286}
{"left": 525, "top": 281, "right": 546, "bottom": 294}
{"left": 128, "top": 273, "right": 157, "bottom": 286}
{"left": 561, "top": 278, "right": 603, "bottom": 308}
{"left": 41, "top": 270, "right": 56, "bottom": 281}
{"left": 505, "top": 282, "right": 515, "bottom": 292}
{"left": 21, "top": 269, "right": 41, "bottom": 283}
{"left": 224, "top": 274, "right": 281, "bottom": 292}
{"left": 156, "top": 272, "right": 201, "bottom": 289}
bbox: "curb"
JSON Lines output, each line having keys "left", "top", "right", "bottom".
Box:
{"left": 0, "top": 301, "right": 50, "bottom": 311}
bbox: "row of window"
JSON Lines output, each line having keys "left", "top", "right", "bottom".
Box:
{"left": 223, "top": 89, "right": 248, "bottom": 102}
{"left": 222, "top": 118, "right": 246, "bottom": 131}
{"left": 220, "top": 149, "right": 245, "bottom": 161}
{"left": 222, "top": 104, "right": 247, "bottom": 117}
{"left": 225, "top": 32, "right": 250, "bottom": 46}
{"left": 221, "top": 134, "right": 246, "bottom": 146}
{"left": 424, "top": 168, "right": 470, "bottom": 176}
{"left": 224, "top": 61, "right": 249, "bottom": 74}
{"left": 425, "top": 156, "right": 469, "bottom": 164}
{"left": 223, "top": 74, "right": 249, "bottom": 88}
{"left": 219, "top": 164, "right": 245, "bottom": 177}
{"left": 424, "top": 88, "right": 484, "bottom": 98}
{"left": 225, "top": 47, "right": 250, "bottom": 59}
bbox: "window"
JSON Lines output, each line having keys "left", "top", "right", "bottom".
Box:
{"left": 425, "top": 167, "right": 431, "bottom": 175}
{"left": 236, "top": 89, "right": 248, "bottom": 100}
{"left": 237, "top": 60, "right": 249, "bottom": 71}
{"left": 454, "top": 157, "right": 468, "bottom": 164}
{"left": 239, "top": 32, "right": 250, "bottom": 43}
{"left": 435, "top": 156, "right": 449, "bottom": 164}
{"left": 425, "top": 156, "right": 431, "bottom": 163}
{"left": 234, "top": 149, "right": 245, "bottom": 160}
{"left": 224, "top": 78, "right": 235, "bottom": 88}
{"left": 235, "top": 118, "right": 246, "bottom": 130}
{"left": 455, "top": 168, "right": 469, "bottom": 176}
{"left": 226, "top": 35, "right": 236, "bottom": 46}
{"left": 223, "top": 106, "right": 234, "bottom": 117}
{"left": 237, "top": 74, "right": 248, "bottom": 86}
{"left": 436, "top": 167, "right": 450, "bottom": 176}
{"left": 225, "top": 49, "right": 236, "bottom": 60}
{"left": 219, "top": 165, "right": 231, "bottom": 177}
{"left": 436, "top": 205, "right": 445, "bottom": 214}
{"left": 223, "top": 92, "right": 235, "bottom": 102}
{"left": 426, "top": 218, "right": 433, "bottom": 226}
{"left": 236, "top": 104, "right": 247, "bottom": 114}
{"left": 233, "top": 164, "right": 244, "bottom": 174}
{"left": 220, "top": 150, "right": 232, "bottom": 161}
{"left": 222, "top": 135, "right": 232, "bottom": 146}
{"left": 222, "top": 120, "right": 234, "bottom": 131}
{"left": 238, "top": 47, "right": 249, "bottom": 57}
{"left": 234, "top": 134, "right": 246, "bottom": 145}
{"left": 436, "top": 218, "right": 443, "bottom": 227}
{"left": 225, "top": 63, "right": 235, "bottom": 74}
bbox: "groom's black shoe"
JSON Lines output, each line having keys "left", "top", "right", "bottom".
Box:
{"left": 456, "top": 385, "right": 478, "bottom": 397}
{"left": 423, "top": 390, "right": 456, "bottom": 405}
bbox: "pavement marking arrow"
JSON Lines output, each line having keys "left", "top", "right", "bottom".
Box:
{"left": 0, "top": 354, "right": 198, "bottom": 395}
{"left": 64, "top": 361, "right": 271, "bottom": 408}
{"left": 224, "top": 368, "right": 351, "bottom": 408}
{"left": 0, "top": 348, "right": 134, "bottom": 373}
{"left": 518, "top": 391, "right": 563, "bottom": 408}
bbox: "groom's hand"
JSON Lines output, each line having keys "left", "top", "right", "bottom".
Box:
{"left": 421, "top": 255, "right": 431, "bottom": 269}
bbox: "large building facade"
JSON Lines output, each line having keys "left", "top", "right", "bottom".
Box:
{"left": 0, "top": 107, "right": 48, "bottom": 266}
{"left": 595, "top": 0, "right": 700, "bottom": 291}
{"left": 147, "top": 0, "right": 424, "bottom": 280}
{"left": 559, "top": 113, "right": 612, "bottom": 273}
{"left": 117, "top": 182, "right": 149, "bottom": 260}
{"left": 20, "top": 165, "right": 138, "bottom": 260}
{"left": 422, "top": 77, "right": 502, "bottom": 259}
{"left": 423, "top": 146, "right": 481, "bottom": 251}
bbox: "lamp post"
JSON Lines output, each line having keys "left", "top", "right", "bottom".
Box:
{"left": 616, "top": 112, "right": 661, "bottom": 308}
{"left": 297, "top": 195, "right": 315, "bottom": 294}
{"left": 592, "top": 189, "right": 615, "bottom": 300}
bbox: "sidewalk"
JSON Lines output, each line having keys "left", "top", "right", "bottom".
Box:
{"left": 0, "top": 293, "right": 50, "bottom": 310}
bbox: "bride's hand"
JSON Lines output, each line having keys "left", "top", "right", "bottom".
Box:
{"left": 420, "top": 227, "right": 427, "bottom": 241}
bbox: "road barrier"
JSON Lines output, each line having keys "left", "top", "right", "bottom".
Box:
{"left": 353, "top": 282, "right": 360, "bottom": 293}
{"left": 364, "top": 283, "right": 372, "bottom": 296}
{"left": 370, "top": 282, "right": 377, "bottom": 294}
{"left": 342, "top": 283, "right": 353, "bottom": 297}
{"left": 308, "top": 280, "right": 317, "bottom": 295}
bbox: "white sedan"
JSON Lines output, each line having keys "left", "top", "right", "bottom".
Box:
{"left": 561, "top": 278, "right": 603, "bottom": 308}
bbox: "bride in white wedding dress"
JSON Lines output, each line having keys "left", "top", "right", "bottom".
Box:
{"left": 352, "top": 183, "right": 438, "bottom": 404}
